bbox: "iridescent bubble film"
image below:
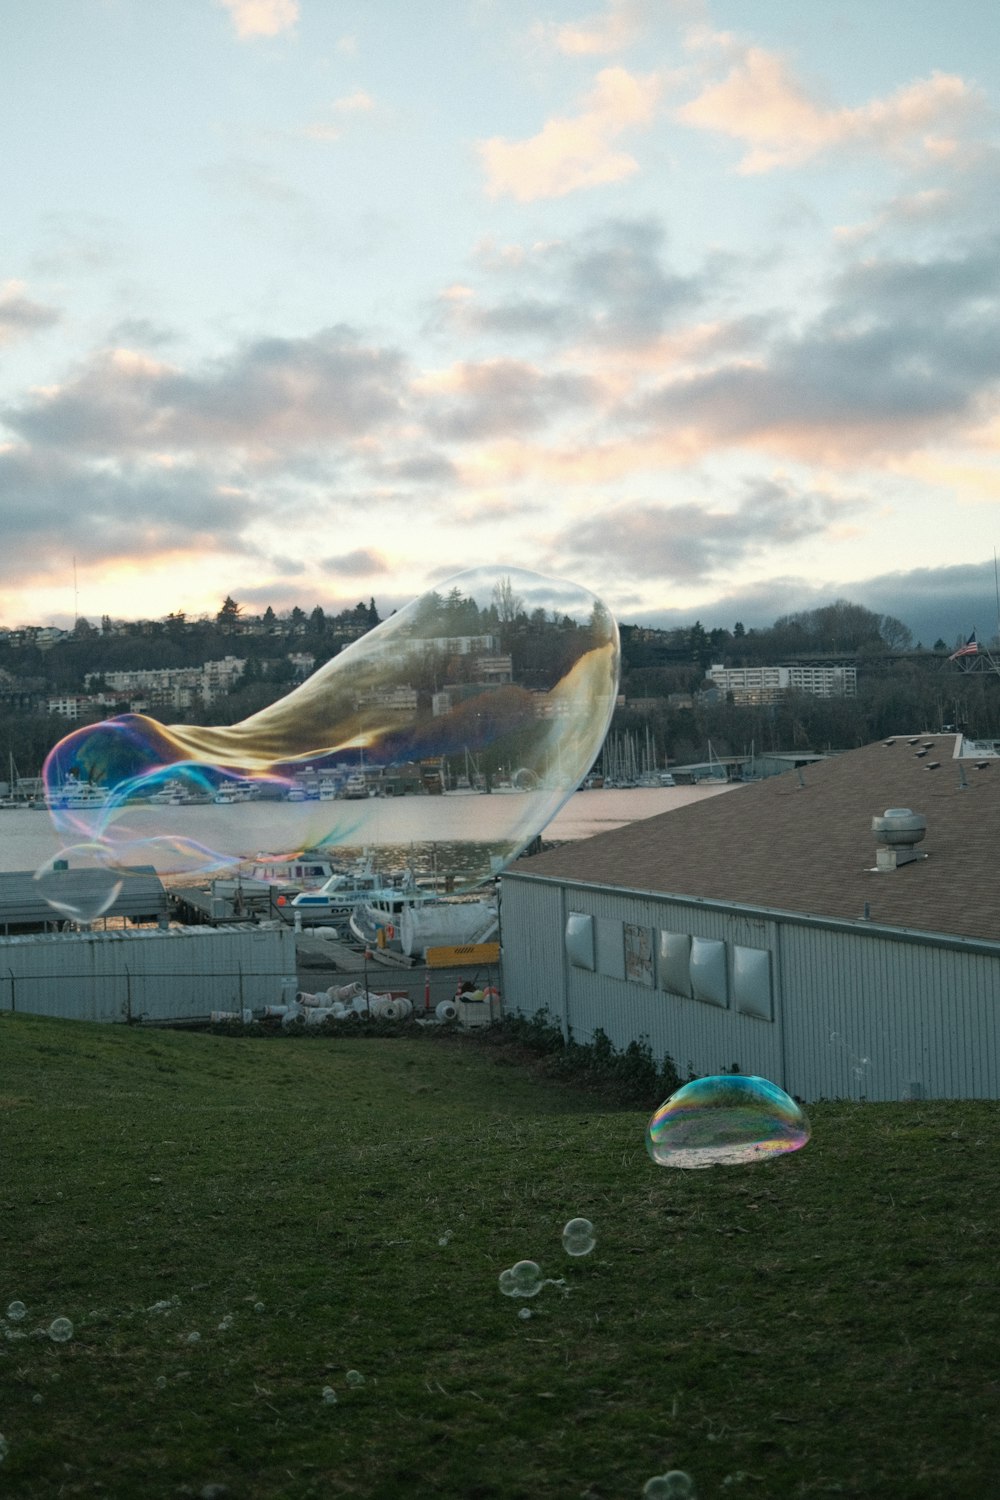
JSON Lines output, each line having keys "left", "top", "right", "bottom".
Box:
{"left": 33, "top": 843, "right": 124, "bottom": 925}
{"left": 40, "top": 566, "right": 619, "bottom": 900}
{"left": 646, "top": 1075, "right": 810, "bottom": 1169}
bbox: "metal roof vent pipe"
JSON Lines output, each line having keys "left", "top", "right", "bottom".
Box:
{"left": 872, "top": 808, "right": 927, "bottom": 871}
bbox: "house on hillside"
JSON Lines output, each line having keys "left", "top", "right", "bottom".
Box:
{"left": 500, "top": 734, "right": 1000, "bottom": 1102}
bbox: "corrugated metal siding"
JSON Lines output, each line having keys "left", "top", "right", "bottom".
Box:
{"left": 0, "top": 926, "right": 298, "bottom": 1023}
{"left": 501, "top": 873, "right": 1000, "bottom": 1101}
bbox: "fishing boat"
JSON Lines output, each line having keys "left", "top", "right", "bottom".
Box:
{"left": 280, "top": 861, "right": 413, "bottom": 927}
{"left": 243, "top": 850, "right": 342, "bottom": 887}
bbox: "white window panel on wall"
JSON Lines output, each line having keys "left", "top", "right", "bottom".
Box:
{"left": 658, "top": 931, "right": 692, "bottom": 997}
{"left": 565, "top": 912, "right": 595, "bottom": 971}
{"left": 690, "top": 936, "right": 728, "bottom": 1008}
{"left": 733, "top": 945, "right": 773, "bottom": 1021}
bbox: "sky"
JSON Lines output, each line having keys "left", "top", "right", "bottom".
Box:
{"left": 2, "top": 0, "right": 1000, "bottom": 649}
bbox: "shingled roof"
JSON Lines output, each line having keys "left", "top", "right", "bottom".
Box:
{"left": 510, "top": 735, "right": 1000, "bottom": 945}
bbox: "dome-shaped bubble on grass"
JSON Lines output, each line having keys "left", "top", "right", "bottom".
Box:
{"left": 48, "top": 1317, "right": 74, "bottom": 1343}
{"left": 6, "top": 1301, "right": 27, "bottom": 1322}
{"left": 646, "top": 1075, "right": 810, "bottom": 1169}
{"left": 40, "top": 567, "right": 620, "bottom": 896}
{"left": 33, "top": 843, "right": 123, "bottom": 925}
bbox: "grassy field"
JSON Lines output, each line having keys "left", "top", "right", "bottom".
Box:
{"left": 1, "top": 1012, "right": 997, "bottom": 1499}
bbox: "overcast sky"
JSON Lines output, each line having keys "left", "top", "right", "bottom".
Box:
{"left": 3, "top": 0, "right": 999, "bottom": 648}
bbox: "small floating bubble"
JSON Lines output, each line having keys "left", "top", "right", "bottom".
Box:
{"left": 154, "top": 1376, "right": 168, "bottom": 1390}
{"left": 509, "top": 1260, "right": 544, "bottom": 1297}
{"left": 253, "top": 1302, "right": 265, "bottom": 1313}
{"left": 186, "top": 1331, "right": 201, "bottom": 1344}
{"left": 646, "top": 1075, "right": 810, "bottom": 1169}
{"left": 31, "top": 1393, "right": 43, "bottom": 1405}
{"left": 643, "top": 1473, "right": 696, "bottom": 1499}
{"left": 518, "top": 1307, "right": 532, "bottom": 1321}
{"left": 48, "top": 1317, "right": 74, "bottom": 1343}
{"left": 6, "top": 1301, "right": 26, "bottom": 1322}
{"left": 345, "top": 1370, "right": 365, "bottom": 1387}
{"left": 321, "top": 1386, "right": 338, "bottom": 1404}
{"left": 562, "top": 1216, "right": 596, "bottom": 1256}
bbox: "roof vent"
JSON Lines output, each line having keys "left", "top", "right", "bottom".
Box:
{"left": 871, "top": 807, "right": 927, "bottom": 871}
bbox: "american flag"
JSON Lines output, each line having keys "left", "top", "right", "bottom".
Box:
{"left": 949, "top": 631, "right": 979, "bottom": 661}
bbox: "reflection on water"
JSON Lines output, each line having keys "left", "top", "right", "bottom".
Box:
{"left": 0, "top": 784, "right": 737, "bottom": 880}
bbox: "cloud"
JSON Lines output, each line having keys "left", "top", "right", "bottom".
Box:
{"left": 630, "top": 557, "right": 1000, "bottom": 652}
{"left": 479, "top": 67, "right": 661, "bottom": 201}
{"left": 630, "top": 234, "right": 1000, "bottom": 461}
{"left": 535, "top": 0, "right": 648, "bottom": 56}
{"left": 0, "top": 283, "right": 61, "bottom": 346}
{"left": 301, "top": 89, "right": 375, "bottom": 144}
{"left": 4, "top": 328, "right": 407, "bottom": 457}
{"left": 320, "top": 549, "right": 389, "bottom": 578}
{"left": 433, "top": 217, "right": 704, "bottom": 349}
{"left": 677, "top": 43, "right": 980, "bottom": 173}
{"left": 0, "top": 446, "right": 251, "bottom": 574}
{"left": 218, "top": 0, "right": 299, "bottom": 41}
{"left": 418, "top": 359, "right": 599, "bottom": 441}
{"left": 550, "top": 479, "right": 843, "bottom": 584}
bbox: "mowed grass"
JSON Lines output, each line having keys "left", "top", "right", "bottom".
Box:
{"left": 1, "top": 1014, "right": 997, "bottom": 1500}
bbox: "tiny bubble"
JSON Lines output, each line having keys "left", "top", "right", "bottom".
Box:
{"left": 321, "top": 1386, "right": 337, "bottom": 1404}
{"left": 186, "top": 1331, "right": 201, "bottom": 1344}
{"left": 6, "top": 1301, "right": 26, "bottom": 1322}
{"left": 155, "top": 1376, "right": 168, "bottom": 1390}
{"left": 345, "top": 1370, "right": 365, "bottom": 1387}
{"left": 48, "top": 1317, "right": 74, "bottom": 1343}
{"left": 518, "top": 1307, "right": 532, "bottom": 1321}
{"left": 253, "top": 1302, "right": 265, "bottom": 1314}
{"left": 32, "top": 1393, "right": 43, "bottom": 1405}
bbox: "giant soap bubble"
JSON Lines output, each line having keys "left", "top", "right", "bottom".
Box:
{"left": 41, "top": 567, "right": 619, "bottom": 895}
{"left": 646, "top": 1075, "right": 810, "bottom": 1169}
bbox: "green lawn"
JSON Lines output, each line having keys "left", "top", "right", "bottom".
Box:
{"left": 1, "top": 1012, "right": 996, "bottom": 1499}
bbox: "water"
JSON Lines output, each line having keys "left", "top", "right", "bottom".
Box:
{"left": 0, "top": 785, "right": 734, "bottom": 880}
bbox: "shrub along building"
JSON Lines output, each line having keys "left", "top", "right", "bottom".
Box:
{"left": 500, "top": 735, "right": 1000, "bottom": 1102}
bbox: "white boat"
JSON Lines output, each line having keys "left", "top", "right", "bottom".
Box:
{"left": 243, "top": 851, "right": 342, "bottom": 887}
{"left": 52, "top": 781, "right": 109, "bottom": 809}
{"left": 399, "top": 899, "right": 499, "bottom": 958}
{"left": 282, "top": 863, "right": 411, "bottom": 926}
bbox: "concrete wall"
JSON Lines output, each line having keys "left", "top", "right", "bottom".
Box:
{"left": 0, "top": 924, "right": 298, "bottom": 1024}
{"left": 499, "top": 873, "right": 1000, "bottom": 1102}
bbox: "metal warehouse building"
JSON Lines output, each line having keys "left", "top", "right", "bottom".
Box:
{"left": 0, "top": 924, "right": 298, "bottom": 1025}
{"left": 500, "top": 734, "right": 1000, "bottom": 1102}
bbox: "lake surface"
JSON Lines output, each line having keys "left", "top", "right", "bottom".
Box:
{"left": 0, "top": 783, "right": 735, "bottom": 880}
